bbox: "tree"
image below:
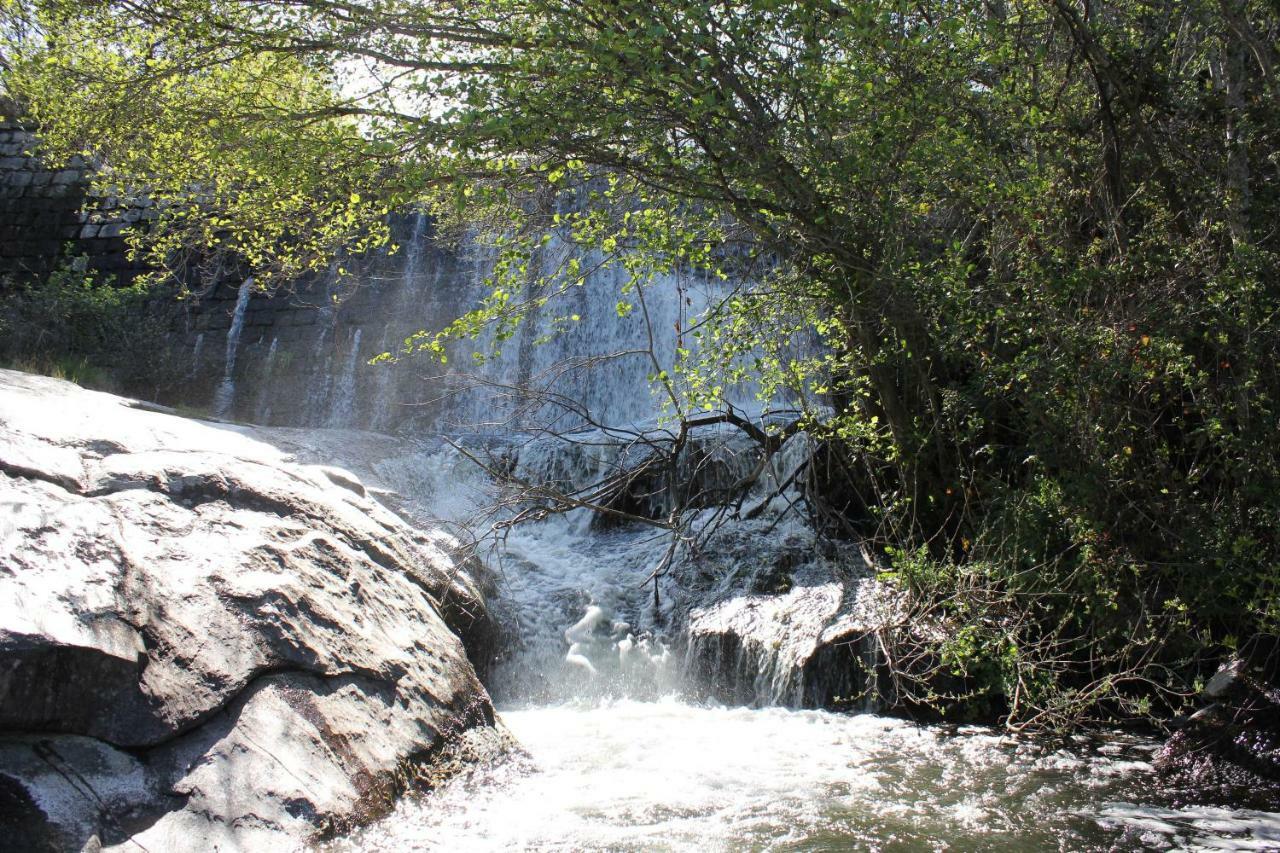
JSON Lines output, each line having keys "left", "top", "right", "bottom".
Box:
{"left": 4, "top": 0, "right": 1280, "bottom": 727}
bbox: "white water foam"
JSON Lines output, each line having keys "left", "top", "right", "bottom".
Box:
{"left": 333, "top": 701, "right": 1249, "bottom": 852}
{"left": 211, "top": 278, "right": 253, "bottom": 418}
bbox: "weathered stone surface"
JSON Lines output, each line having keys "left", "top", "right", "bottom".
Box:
{"left": 1156, "top": 658, "right": 1280, "bottom": 807}
{"left": 685, "top": 561, "right": 905, "bottom": 709}
{"left": 0, "top": 368, "right": 509, "bottom": 851}
{"left": 1205, "top": 659, "right": 1249, "bottom": 700}
{"left": 0, "top": 103, "right": 152, "bottom": 285}
{"left": 217, "top": 424, "right": 500, "bottom": 674}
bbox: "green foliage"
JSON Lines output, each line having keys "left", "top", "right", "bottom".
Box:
{"left": 0, "top": 260, "right": 165, "bottom": 391}
{"left": 4, "top": 0, "right": 1279, "bottom": 728}
{"left": 2, "top": 1, "right": 407, "bottom": 284}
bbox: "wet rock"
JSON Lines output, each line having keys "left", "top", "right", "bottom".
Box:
{"left": 0, "top": 369, "right": 508, "bottom": 851}
{"left": 685, "top": 559, "right": 909, "bottom": 709}
{"left": 1205, "top": 659, "right": 1247, "bottom": 701}
{"left": 1155, "top": 658, "right": 1280, "bottom": 807}
{"left": 223, "top": 425, "right": 501, "bottom": 678}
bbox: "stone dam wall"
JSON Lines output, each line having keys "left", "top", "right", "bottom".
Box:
{"left": 0, "top": 108, "right": 151, "bottom": 286}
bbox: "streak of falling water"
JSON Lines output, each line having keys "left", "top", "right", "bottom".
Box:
{"left": 254, "top": 337, "right": 279, "bottom": 424}
{"left": 306, "top": 271, "right": 339, "bottom": 426}
{"left": 188, "top": 332, "right": 205, "bottom": 379}
{"left": 211, "top": 278, "right": 253, "bottom": 419}
{"left": 371, "top": 212, "right": 432, "bottom": 432}
{"left": 328, "top": 328, "right": 363, "bottom": 428}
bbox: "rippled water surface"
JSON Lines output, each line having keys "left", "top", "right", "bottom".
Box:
{"left": 335, "top": 700, "right": 1280, "bottom": 852}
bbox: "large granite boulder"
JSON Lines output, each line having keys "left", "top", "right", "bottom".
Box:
{"left": 0, "top": 369, "right": 510, "bottom": 851}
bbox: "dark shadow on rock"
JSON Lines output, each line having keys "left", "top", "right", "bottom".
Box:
{"left": 0, "top": 772, "right": 61, "bottom": 853}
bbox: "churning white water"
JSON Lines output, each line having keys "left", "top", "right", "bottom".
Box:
{"left": 335, "top": 701, "right": 1280, "bottom": 852}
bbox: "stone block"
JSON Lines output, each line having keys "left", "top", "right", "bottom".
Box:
{"left": 0, "top": 240, "right": 31, "bottom": 258}
{"left": 30, "top": 211, "right": 67, "bottom": 228}
{"left": 42, "top": 182, "right": 76, "bottom": 198}
{"left": 26, "top": 239, "right": 62, "bottom": 258}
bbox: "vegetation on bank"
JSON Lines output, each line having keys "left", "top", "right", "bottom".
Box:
{"left": 1, "top": 0, "right": 1278, "bottom": 729}
{"left": 0, "top": 261, "right": 167, "bottom": 392}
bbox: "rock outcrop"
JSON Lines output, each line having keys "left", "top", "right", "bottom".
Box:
{"left": 0, "top": 369, "right": 509, "bottom": 851}
{"left": 678, "top": 521, "right": 914, "bottom": 711}
{"left": 685, "top": 563, "right": 904, "bottom": 709}
{"left": 1155, "top": 658, "right": 1280, "bottom": 807}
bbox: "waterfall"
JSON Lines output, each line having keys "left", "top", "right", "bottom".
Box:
{"left": 254, "top": 337, "right": 279, "bottom": 424}
{"left": 178, "top": 213, "right": 812, "bottom": 705}
{"left": 328, "top": 328, "right": 362, "bottom": 428}
{"left": 188, "top": 332, "right": 205, "bottom": 379}
{"left": 211, "top": 278, "right": 253, "bottom": 419}
{"left": 423, "top": 232, "right": 756, "bottom": 433}
{"left": 156, "top": 216, "right": 1275, "bottom": 853}
{"left": 371, "top": 212, "right": 432, "bottom": 432}
{"left": 184, "top": 210, "right": 767, "bottom": 435}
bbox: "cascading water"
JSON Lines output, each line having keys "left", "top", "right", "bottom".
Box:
{"left": 330, "top": 429, "right": 1280, "bottom": 851}
{"left": 330, "top": 422, "right": 1280, "bottom": 849}
{"left": 295, "top": 267, "right": 340, "bottom": 426}
{"left": 188, "top": 332, "right": 205, "bottom": 380}
{"left": 370, "top": 212, "right": 433, "bottom": 431}
{"left": 188, "top": 219, "right": 1280, "bottom": 850}
{"left": 254, "top": 337, "right": 279, "bottom": 423}
{"left": 211, "top": 278, "right": 253, "bottom": 418}
{"left": 328, "top": 327, "right": 362, "bottom": 428}
{"left": 198, "top": 210, "right": 768, "bottom": 433}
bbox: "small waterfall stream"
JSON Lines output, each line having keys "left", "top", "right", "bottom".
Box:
{"left": 254, "top": 337, "right": 279, "bottom": 423}
{"left": 190, "top": 220, "right": 1280, "bottom": 851}
{"left": 328, "top": 328, "right": 362, "bottom": 427}
{"left": 211, "top": 277, "right": 253, "bottom": 418}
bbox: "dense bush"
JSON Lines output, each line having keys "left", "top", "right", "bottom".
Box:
{"left": 0, "top": 261, "right": 168, "bottom": 392}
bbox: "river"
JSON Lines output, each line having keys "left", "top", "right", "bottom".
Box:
{"left": 335, "top": 698, "right": 1280, "bottom": 851}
